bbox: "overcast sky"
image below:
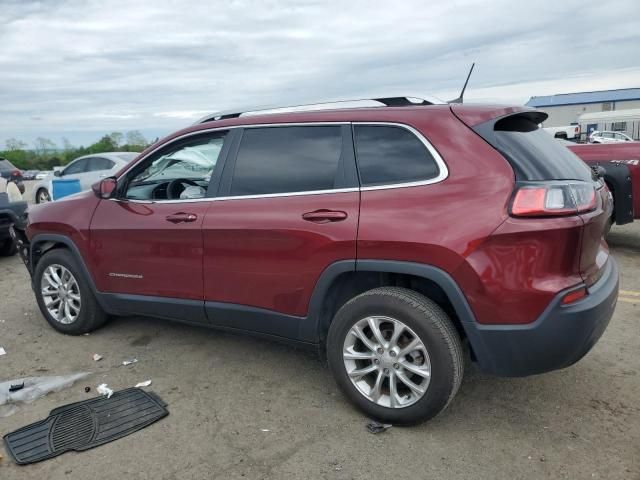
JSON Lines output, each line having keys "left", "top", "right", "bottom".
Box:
{"left": 1, "top": 0, "right": 639, "bottom": 147}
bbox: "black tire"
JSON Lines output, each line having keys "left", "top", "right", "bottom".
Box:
{"left": 0, "top": 238, "right": 17, "bottom": 257}
{"left": 327, "top": 287, "right": 464, "bottom": 425}
{"left": 36, "top": 188, "right": 51, "bottom": 204}
{"left": 33, "top": 248, "right": 108, "bottom": 334}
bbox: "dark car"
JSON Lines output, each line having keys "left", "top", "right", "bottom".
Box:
{"left": 0, "top": 182, "right": 28, "bottom": 256}
{"left": 0, "top": 158, "right": 26, "bottom": 194}
{"left": 13, "top": 96, "right": 618, "bottom": 424}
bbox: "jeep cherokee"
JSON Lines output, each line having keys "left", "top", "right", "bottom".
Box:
{"left": 14, "top": 96, "right": 618, "bottom": 424}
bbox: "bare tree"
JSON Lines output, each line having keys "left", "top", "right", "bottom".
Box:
{"left": 126, "top": 130, "right": 147, "bottom": 148}
{"left": 33, "top": 137, "right": 57, "bottom": 157}
{"left": 109, "top": 132, "right": 124, "bottom": 148}
{"left": 5, "top": 138, "right": 28, "bottom": 151}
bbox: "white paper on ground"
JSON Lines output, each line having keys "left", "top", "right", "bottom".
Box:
{"left": 135, "top": 380, "right": 152, "bottom": 388}
{"left": 97, "top": 383, "right": 114, "bottom": 398}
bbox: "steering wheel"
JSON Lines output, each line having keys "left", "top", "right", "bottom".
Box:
{"left": 166, "top": 178, "right": 199, "bottom": 199}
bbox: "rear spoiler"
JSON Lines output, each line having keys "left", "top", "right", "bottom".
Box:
{"left": 450, "top": 105, "right": 547, "bottom": 128}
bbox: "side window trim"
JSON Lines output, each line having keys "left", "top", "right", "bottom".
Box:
{"left": 352, "top": 122, "right": 449, "bottom": 191}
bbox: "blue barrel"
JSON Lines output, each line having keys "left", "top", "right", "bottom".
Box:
{"left": 52, "top": 179, "right": 81, "bottom": 200}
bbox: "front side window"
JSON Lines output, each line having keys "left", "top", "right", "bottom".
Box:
{"left": 125, "top": 133, "right": 227, "bottom": 201}
{"left": 354, "top": 125, "right": 440, "bottom": 187}
{"left": 230, "top": 126, "right": 343, "bottom": 196}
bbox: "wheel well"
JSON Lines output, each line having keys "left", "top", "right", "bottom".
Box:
{"left": 31, "top": 241, "right": 69, "bottom": 271}
{"left": 317, "top": 271, "right": 465, "bottom": 345}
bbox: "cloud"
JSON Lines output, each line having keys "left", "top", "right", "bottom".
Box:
{"left": 1, "top": 0, "right": 639, "bottom": 146}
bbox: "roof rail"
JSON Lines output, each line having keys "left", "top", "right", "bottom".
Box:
{"left": 194, "top": 95, "right": 444, "bottom": 124}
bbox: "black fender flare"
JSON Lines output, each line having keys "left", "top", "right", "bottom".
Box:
{"left": 596, "top": 161, "right": 633, "bottom": 225}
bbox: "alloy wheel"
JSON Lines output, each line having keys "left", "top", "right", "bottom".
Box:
{"left": 343, "top": 315, "right": 431, "bottom": 408}
{"left": 40, "top": 264, "right": 82, "bottom": 324}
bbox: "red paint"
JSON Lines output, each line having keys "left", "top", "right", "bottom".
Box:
{"left": 26, "top": 104, "right": 611, "bottom": 329}
{"left": 202, "top": 193, "right": 358, "bottom": 316}
{"left": 568, "top": 142, "right": 640, "bottom": 218}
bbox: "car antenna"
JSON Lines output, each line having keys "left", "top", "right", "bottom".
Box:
{"left": 448, "top": 63, "right": 475, "bottom": 104}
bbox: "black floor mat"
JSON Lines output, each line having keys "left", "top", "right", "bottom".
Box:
{"left": 3, "top": 387, "right": 168, "bottom": 465}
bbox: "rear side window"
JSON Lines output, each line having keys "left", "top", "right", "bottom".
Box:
{"left": 230, "top": 126, "right": 342, "bottom": 196}
{"left": 487, "top": 115, "right": 594, "bottom": 182}
{"left": 354, "top": 125, "right": 440, "bottom": 187}
{"left": 88, "top": 157, "right": 115, "bottom": 171}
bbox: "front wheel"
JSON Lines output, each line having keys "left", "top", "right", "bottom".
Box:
{"left": 327, "top": 287, "right": 464, "bottom": 425}
{"left": 33, "top": 248, "right": 108, "bottom": 334}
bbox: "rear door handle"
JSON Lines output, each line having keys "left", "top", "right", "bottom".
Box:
{"left": 166, "top": 212, "right": 198, "bottom": 224}
{"left": 302, "top": 210, "right": 348, "bottom": 223}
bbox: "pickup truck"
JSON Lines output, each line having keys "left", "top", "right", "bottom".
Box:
{"left": 566, "top": 142, "right": 640, "bottom": 227}
{"left": 544, "top": 124, "right": 581, "bottom": 141}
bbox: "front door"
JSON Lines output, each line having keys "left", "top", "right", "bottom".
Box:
{"left": 202, "top": 124, "right": 360, "bottom": 339}
{"left": 89, "top": 131, "right": 231, "bottom": 321}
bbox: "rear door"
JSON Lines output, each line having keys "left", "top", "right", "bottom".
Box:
{"left": 82, "top": 157, "right": 116, "bottom": 189}
{"left": 202, "top": 124, "right": 359, "bottom": 340}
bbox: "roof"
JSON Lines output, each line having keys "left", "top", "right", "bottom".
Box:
{"left": 526, "top": 88, "right": 640, "bottom": 108}
{"left": 578, "top": 108, "right": 640, "bottom": 122}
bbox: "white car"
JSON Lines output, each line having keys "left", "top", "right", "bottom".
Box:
{"left": 32, "top": 152, "right": 138, "bottom": 203}
{"left": 589, "top": 131, "right": 635, "bottom": 144}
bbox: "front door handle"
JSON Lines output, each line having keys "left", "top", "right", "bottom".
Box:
{"left": 302, "top": 209, "right": 348, "bottom": 224}
{"left": 166, "top": 212, "right": 198, "bottom": 224}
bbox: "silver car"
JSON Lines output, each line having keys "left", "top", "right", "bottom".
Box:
{"left": 33, "top": 152, "right": 139, "bottom": 203}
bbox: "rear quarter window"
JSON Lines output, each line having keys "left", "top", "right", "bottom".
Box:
{"left": 353, "top": 125, "right": 441, "bottom": 187}
{"left": 478, "top": 115, "right": 594, "bottom": 182}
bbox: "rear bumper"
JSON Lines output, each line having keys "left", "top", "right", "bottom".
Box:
{"left": 463, "top": 257, "right": 619, "bottom": 377}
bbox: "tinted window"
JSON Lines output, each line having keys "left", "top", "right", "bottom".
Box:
{"left": 490, "top": 117, "right": 593, "bottom": 182}
{"left": 230, "top": 126, "right": 342, "bottom": 196}
{"left": 63, "top": 158, "right": 88, "bottom": 175}
{"left": 88, "top": 157, "right": 115, "bottom": 171}
{"left": 354, "top": 125, "right": 440, "bottom": 187}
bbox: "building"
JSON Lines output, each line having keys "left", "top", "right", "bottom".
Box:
{"left": 526, "top": 88, "right": 640, "bottom": 130}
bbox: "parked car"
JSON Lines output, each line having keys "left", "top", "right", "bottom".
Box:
{"left": 35, "top": 171, "right": 52, "bottom": 180}
{"left": 589, "top": 130, "right": 634, "bottom": 143}
{"left": 0, "top": 177, "right": 28, "bottom": 256}
{"left": 564, "top": 141, "right": 640, "bottom": 228}
{"left": 0, "top": 158, "right": 25, "bottom": 194}
{"left": 22, "top": 170, "right": 40, "bottom": 181}
{"left": 32, "top": 152, "right": 138, "bottom": 203}
{"left": 13, "top": 97, "right": 617, "bottom": 424}
{"left": 543, "top": 124, "right": 580, "bottom": 141}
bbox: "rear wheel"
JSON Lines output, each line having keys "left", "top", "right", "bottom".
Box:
{"left": 327, "top": 287, "right": 464, "bottom": 425}
{"left": 36, "top": 188, "right": 51, "bottom": 204}
{"left": 33, "top": 249, "right": 108, "bottom": 334}
{"left": 0, "top": 238, "right": 17, "bottom": 256}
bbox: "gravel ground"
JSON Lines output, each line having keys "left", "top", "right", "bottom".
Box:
{"left": 0, "top": 184, "right": 639, "bottom": 479}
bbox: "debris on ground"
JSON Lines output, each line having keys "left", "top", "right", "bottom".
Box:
{"left": 4, "top": 388, "right": 169, "bottom": 465}
{"left": 0, "top": 347, "right": 6, "bottom": 356}
{"left": 97, "top": 383, "right": 114, "bottom": 398}
{"left": 84, "top": 386, "right": 91, "bottom": 393}
{"left": 135, "top": 380, "right": 152, "bottom": 388}
{"left": 9, "top": 383, "right": 24, "bottom": 392}
{"left": 0, "top": 373, "right": 90, "bottom": 417}
{"left": 366, "top": 421, "right": 392, "bottom": 434}
{"left": 122, "top": 358, "right": 138, "bottom": 366}
{"left": 260, "top": 429, "right": 270, "bottom": 432}
{"left": 92, "top": 353, "right": 103, "bottom": 362}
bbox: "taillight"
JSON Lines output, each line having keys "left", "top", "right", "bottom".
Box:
{"left": 11, "top": 170, "right": 20, "bottom": 177}
{"left": 511, "top": 181, "right": 597, "bottom": 217}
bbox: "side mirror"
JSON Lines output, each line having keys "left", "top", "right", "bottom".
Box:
{"left": 92, "top": 177, "right": 117, "bottom": 199}
{"left": 54, "top": 170, "right": 62, "bottom": 177}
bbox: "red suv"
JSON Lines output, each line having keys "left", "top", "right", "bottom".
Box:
{"left": 14, "top": 97, "right": 618, "bottom": 424}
